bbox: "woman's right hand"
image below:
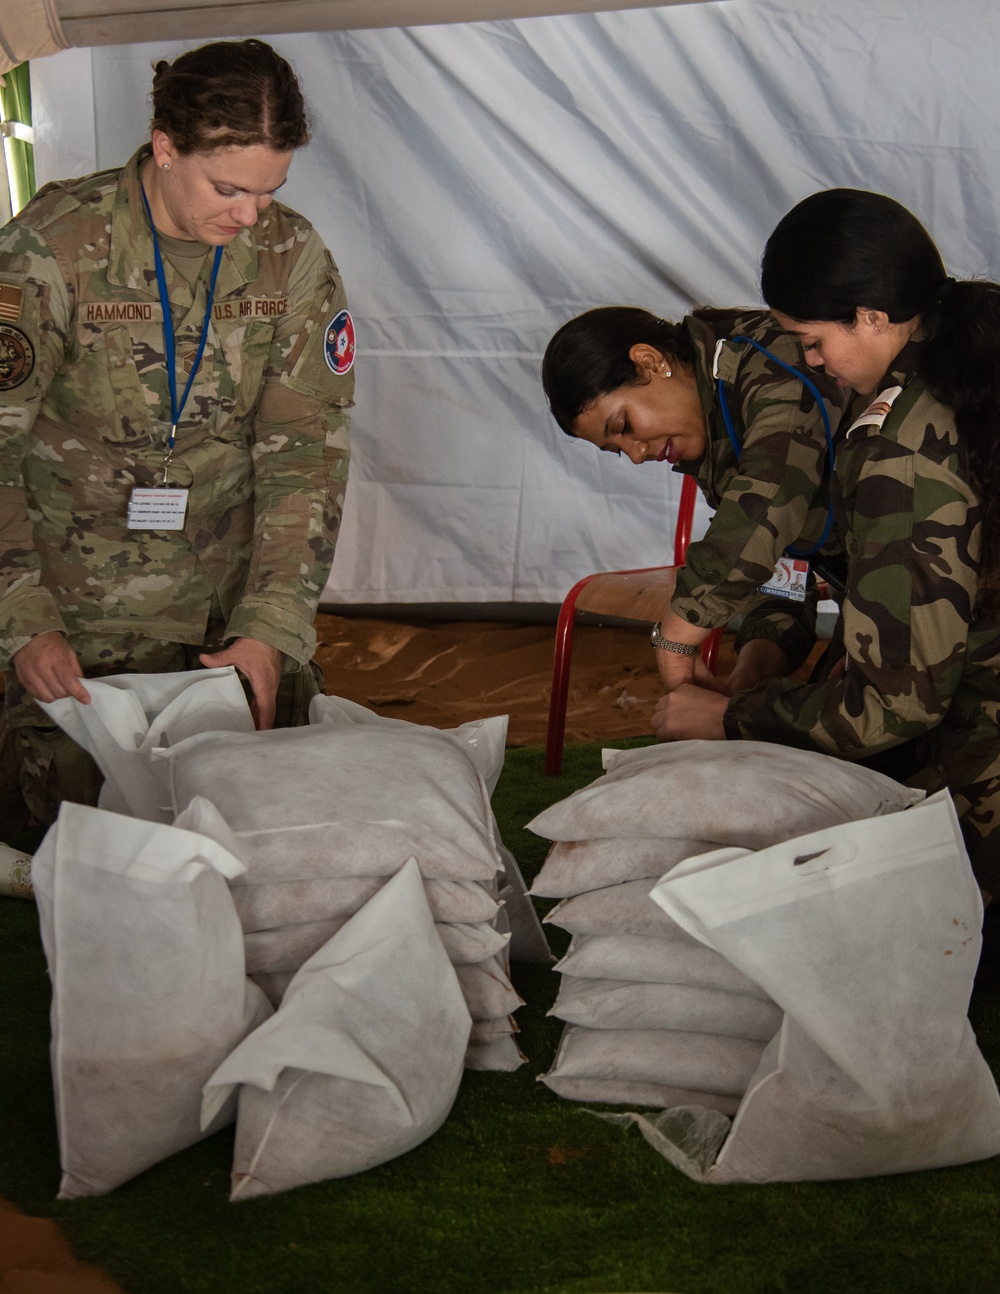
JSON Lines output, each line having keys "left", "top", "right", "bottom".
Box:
{"left": 12, "top": 631, "right": 90, "bottom": 704}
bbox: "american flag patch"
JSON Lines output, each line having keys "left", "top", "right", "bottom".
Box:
{"left": 0, "top": 284, "right": 23, "bottom": 322}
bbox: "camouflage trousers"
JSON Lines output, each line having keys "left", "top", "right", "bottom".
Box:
{"left": 905, "top": 706, "right": 1000, "bottom": 903}
{"left": 0, "top": 626, "right": 324, "bottom": 829}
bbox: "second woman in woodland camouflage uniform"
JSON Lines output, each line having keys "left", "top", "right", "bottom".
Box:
{"left": 656, "top": 188, "right": 1000, "bottom": 903}
{"left": 542, "top": 305, "right": 844, "bottom": 697}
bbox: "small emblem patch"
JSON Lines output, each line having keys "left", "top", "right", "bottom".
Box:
{"left": 0, "top": 324, "right": 34, "bottom": 390}
{"left": 324, "top": 309, "right": 355, "bottom": 375}
{"left": 0, "top": 283, "right": 24, "bottom": 322}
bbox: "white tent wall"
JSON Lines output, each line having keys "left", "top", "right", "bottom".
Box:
{"left": 27, "top": 0, "right": 1000, "bottom": 605}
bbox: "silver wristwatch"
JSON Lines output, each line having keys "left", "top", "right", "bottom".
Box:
{"left": 650, "top": 621, "right": 699, "bottom": 655}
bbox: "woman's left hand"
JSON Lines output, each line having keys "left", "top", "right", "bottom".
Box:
{"left": 200, "top": 637, "right": 282, "bottom": 730}
{"left": 651, "top": 683, "right": 729, "bottom": 742}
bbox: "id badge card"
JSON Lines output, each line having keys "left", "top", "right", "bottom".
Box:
{"left": 127, "top": 487, "right": 189, "bottom": 531}
{"left": 759, "top": 555, "right": 809, "bottom": 602}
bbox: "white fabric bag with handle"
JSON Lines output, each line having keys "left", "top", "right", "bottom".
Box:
{"left": 38, "top": 667, "right": 254, "bottom": 822}
{"left": 31, "top": 802, "right": 272, "bottom": 1199}
{"left": 203, "top": 857, "right": 472, "bottom": 1198}
{"left": 619, "top": 791, "right": 1000, "bottom": 1183}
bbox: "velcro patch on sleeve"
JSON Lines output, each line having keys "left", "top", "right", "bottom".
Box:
{"left": 324, "top": 309, "right": 355, "bottom": 374}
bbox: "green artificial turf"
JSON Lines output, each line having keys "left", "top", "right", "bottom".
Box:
{"left": 2, "top": 739, "right": 999, "bottom": 1294}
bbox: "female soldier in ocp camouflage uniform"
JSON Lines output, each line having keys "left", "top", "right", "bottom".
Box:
{"left": 655, "top": 188, "right": 1000, "bottom": 905}
{"left": 542, "top": 305, "right": 845, "bottom": 697}
{"left": 0, "top": 39, "right": 354, "bottom": 825}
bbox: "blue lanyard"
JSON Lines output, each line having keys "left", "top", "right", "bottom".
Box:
{"left": 140, "top": 183, "right": 223, "bottom": 477}
{"left": 716, "top": 335, "right": 836, "bottom": 557}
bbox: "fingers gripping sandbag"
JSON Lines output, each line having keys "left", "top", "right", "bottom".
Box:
{"left": 202, "top": 859, "right": 472, "bottom": 1198}
{"left": 31, "top": 803, "right": 272, "bottom": 1199}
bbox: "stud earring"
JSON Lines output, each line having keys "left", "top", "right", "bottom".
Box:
{"left": 162, "top": 162, "right": 170, "bottom": 170}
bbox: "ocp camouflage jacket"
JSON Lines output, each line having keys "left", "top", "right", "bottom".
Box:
{"left": 0, "top": 146, "right": 353, "bottom": 669}
{"left": 670, "top": 309, "right": 843, "bottom": 661}
{"left": 725, "top": 339, "right": 1000, "bottom": 759}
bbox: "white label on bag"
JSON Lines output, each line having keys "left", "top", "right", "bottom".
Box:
{"left": 759, "top": 556, "right": 809, "bottom": 602}
{"left": 127, "top": 488, "right": 189, "bottom": 531}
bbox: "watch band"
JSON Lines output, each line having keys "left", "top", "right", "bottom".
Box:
{"left": 650, "top": 621, "right": 699, "bottom": 655}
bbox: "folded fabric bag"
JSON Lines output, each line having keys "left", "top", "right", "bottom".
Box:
{"left": 203, "top": 858, "right": 472, "bottom": 1198}
{"left": 39, "top": 667, "right": 254, "bottom": 822}
{"left": 31, "top": 802, "right": 271, "bottom": 1198}
{"left": 628, "top": 791, "right": 1000, "bottom": 1183}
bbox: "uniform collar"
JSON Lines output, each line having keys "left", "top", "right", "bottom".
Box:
{"left": 106, "top": 145, "right": 258, "bottom": 296}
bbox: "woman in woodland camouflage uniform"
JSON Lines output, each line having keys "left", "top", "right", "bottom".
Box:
{"left": 542, "top": 306, "right": 844, "bottom": 698}
{"left": 656, "top": 188, "right": 1000, "bottom": 904}
{"left": 0, "top": 40, "right": 354, "bottom": 826}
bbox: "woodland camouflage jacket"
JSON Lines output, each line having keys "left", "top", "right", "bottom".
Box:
{"left": 670, "top": 308, "right": 843, "bottom": 656}
{"left": 725, "top": 339, "right": 1000, "bottom": 761}
{"left": 0, "top": 147, "right": 354, "bottom": 669}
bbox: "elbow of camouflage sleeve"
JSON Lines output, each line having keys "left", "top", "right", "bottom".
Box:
{"left": 732, "top": 586, "right": 819, "bottom": 674}
{"left": 0, "top": 582, "right": 67, "bottom": 671}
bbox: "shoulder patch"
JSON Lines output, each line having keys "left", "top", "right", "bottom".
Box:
{"left": 846, "top": 385, "right": 904, "bottom": 440}
{"left": 0, "top": 282, "right": 24, "bottom": 322}
{"left": 0, "top": 324, "right": 35, "bottom": 390}
{"left": 324, "top": 308, "right": 355, "bottom": 375}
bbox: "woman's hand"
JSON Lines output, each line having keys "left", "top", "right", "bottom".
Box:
{"left": 200, "top": 637, "right": 282, "bottom": 730}
{"left": 651, "top": 683, "right": 729, "bottom": 742}
{"left": 13, "top": 631, "right": 90, "bottom": 704}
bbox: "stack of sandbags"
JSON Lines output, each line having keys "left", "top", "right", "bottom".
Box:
{"left": 614, "top": 791, "right": 1000, "bottom": 1183}
{"left": 529, "top": 741, "right": 925, "bottom": 1110}
{"left": 163, "top": 711, "right": 533, "bottom": 1071}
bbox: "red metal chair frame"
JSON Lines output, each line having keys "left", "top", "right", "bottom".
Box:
{"left": 544, "top": 473, "right": 722, "bottom": 775}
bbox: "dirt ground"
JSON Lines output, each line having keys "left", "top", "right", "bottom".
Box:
{"left": 311, "top": 610, "right": 735, "bottom": 746}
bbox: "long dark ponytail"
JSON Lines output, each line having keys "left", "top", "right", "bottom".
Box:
{"left": 542, "top": 306, "right": 695, "bottom": 434}
{"left": 762, "top": 188, "right": 1000, "bottom": 611}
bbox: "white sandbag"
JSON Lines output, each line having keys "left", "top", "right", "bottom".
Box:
{"left": 309, "top": 695, "right": 509, "bottom": 795}
{"left": 456, "top": 957, "right": 524, "bottom": 1019}
{"left": 469, "top": 1016, "right": 519, "bottom": 1043}
{"left": 464, "top": 1035, "right": 527, "bottom": 1072}
{"left": 244, "top": 913, "right": 509, "bottom": 975}
{"left": 39, "top": 668, "right": 254, "bottom": 822}
{"left": 203, "top": 859, "right": 471, "bottom": 1198}
{"left": 538, "top": 1074, "right": 741, "bottom": 1116}
{"left": 527, "top": 741, "right": 924, "bottom": 848}
{"left": 550, "top": 977, "right": 782, "bottom": 1042}
{"left": 541, "top": 1024, "right": 765, "bottom": 1099}
{"left": 643, "top": 791, "right": 1000, "bottom": 1182}
{"left": 530, "top": 837, "right": 716, "bottom": 898}
{"left": 231, "top": 874, "right": 499, "bottom": 932}
{"left": 544, "top": 879, "right": 687, "bottom": 939}
{"left": 251, "top": 953, "right": 523, "bottom": 1022}
{"left": 556, "top": 934, "right": 771, "bottom": 1000}
{"left": 31, "top": 802, "right": 271, "bottom": 1199}
{"left": 165, "top": 725, "right": 500, "bottom": 882}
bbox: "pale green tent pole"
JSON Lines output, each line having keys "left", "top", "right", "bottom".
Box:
{"left": 0, "top": 63, "right": 36, "bottom": 213}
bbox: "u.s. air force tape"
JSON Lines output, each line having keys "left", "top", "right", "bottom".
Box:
{"left": 325, "top": 309, "right": 355, "bottom": 375}
{"left": 0, "top": 324, "right": 34, "bottom": 390}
